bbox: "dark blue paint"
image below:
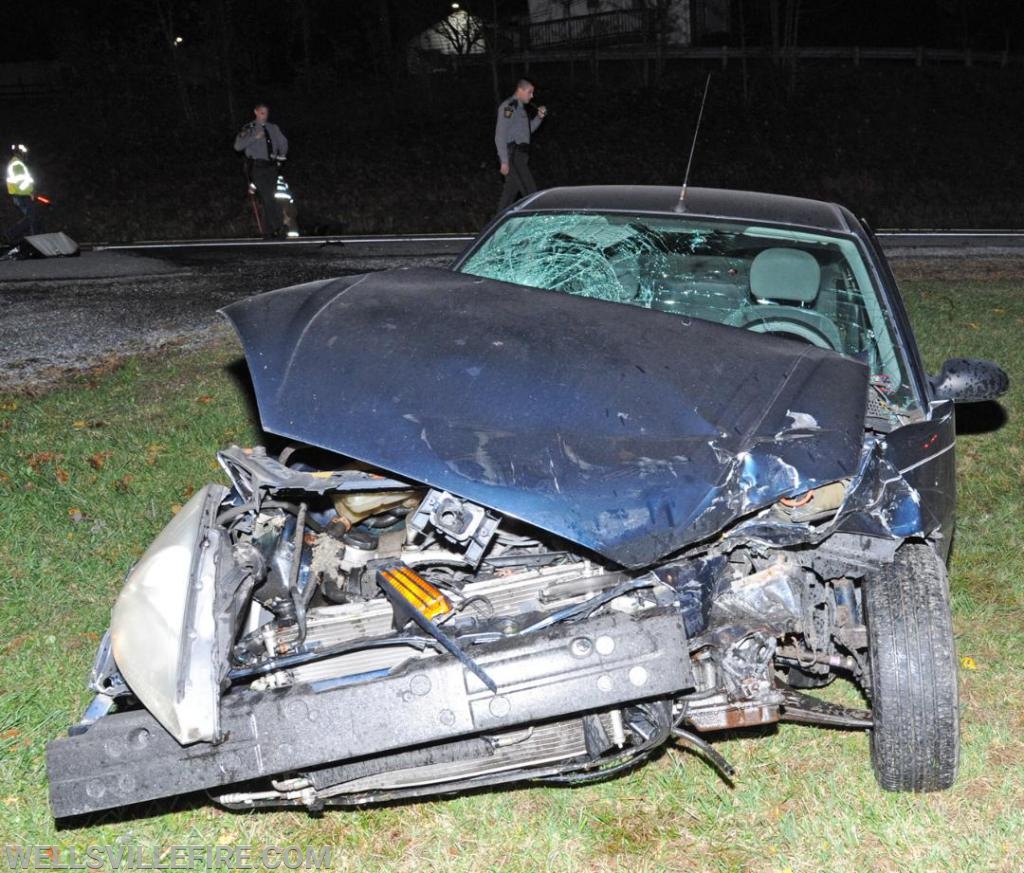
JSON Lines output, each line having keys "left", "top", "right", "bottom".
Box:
{"left": 222, "top": 267, "right": 869, "bottom": 569}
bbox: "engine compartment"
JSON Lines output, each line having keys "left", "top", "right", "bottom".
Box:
{"left": 53, "top": 443, "right": 878, "bottom": 816}
{"left": 207, "top": 445, "right": 870, "bottom": 714}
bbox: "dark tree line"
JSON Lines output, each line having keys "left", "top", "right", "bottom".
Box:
{"left": 18, "top": 1, "right": 514, "bottom": 127}
{"left": 11, "top": 0, "right": 1024, "bottom": 130}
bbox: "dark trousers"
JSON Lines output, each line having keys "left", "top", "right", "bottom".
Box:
{"left": 497, "top": 145, "right": 537, "bottom": 213}
{"left": 250, "top": 162, "right": 282, "bottom": 236}
{"left": 7, "top": 195, "right": 40, "bottom": 243}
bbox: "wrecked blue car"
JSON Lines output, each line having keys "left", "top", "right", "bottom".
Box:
{"left": 47, "top": 187, "right": 1008, "bottom": 818}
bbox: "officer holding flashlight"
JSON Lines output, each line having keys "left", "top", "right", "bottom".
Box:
{"left": 495, "top": 78, "right": 547, "bottom": 214}
{"left": 234, "top": 103, "right": 289, "bottom": 238}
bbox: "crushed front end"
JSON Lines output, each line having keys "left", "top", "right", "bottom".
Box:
{"left": 48, "top": 414, "right": 950, "bottom": 819}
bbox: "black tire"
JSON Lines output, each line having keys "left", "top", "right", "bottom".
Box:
{"left": 864, "top": 543, "right": 960, "bottom": 791}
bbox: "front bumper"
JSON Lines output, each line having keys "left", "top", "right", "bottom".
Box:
{"left": 48, "top": 607, "right": 691, "bottom": 818}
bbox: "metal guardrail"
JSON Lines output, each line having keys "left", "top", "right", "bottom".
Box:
{"left": 92, "top": 234, "right": 477, "bottom": 258}
{"left": 90, "top": 231, "right": 1024, "bottom": 259}
{"left": 878, "top": 230, "right": 1024, "bottom": 245}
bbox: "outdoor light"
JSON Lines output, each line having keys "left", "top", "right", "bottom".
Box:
{"left": 174, "top": 35, "right": 183, "bottom": 45}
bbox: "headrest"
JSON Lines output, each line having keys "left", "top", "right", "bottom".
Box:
{"left": 749, "top": 248, "right": 821, "bottom": 303}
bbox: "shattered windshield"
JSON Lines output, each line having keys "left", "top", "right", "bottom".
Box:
{"left": 459, "top": 212, "right": 915, "bottom": 415}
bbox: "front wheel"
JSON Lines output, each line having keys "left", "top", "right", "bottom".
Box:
{"left": 864, "top": 543, "right": 960, "bottom": 791}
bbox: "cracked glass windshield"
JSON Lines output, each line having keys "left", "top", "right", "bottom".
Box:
{"left": 460, "top": 212, "right": 915, "bottom": 416}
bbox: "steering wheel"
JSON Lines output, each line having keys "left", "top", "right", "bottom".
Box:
{"left": 737, "top": 309, "right": 843, "bottom": 353}
{"left": 745, "top": 319, "right": 835, "bottom": 350}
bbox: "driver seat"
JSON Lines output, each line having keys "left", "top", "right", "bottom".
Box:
{"left": 729, "top": 248, "right": 844, "bottom": 351}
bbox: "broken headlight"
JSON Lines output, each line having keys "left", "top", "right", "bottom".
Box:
{"left": 109, "top": 484, "right": 229, "bottom": 744}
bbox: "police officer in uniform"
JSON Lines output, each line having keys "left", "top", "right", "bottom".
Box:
{"left": 234, "top": 103, "right": 289, "bottom": 238}
{"left": 495, "top": 78, "right": 547, "bottom": 213}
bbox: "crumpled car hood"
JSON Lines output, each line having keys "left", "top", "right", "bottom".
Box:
{"left": 221, "top": 267, "right": 868, "bottom": 568}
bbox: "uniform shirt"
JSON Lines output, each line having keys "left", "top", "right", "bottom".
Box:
{"left": 494, "top": 97, "right": 543, "bottom": 165}
{"left": 234, "top": 121, "right": 288, "bottom": 161}
{"left": 6, "top": 157, "right": 34, "bottom": 196}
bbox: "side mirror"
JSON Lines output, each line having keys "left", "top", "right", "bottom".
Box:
{"left": 930, "top": 358, "right": 1009, "bottom": 403}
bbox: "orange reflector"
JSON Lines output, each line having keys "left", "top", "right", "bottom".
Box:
{"left": 780, "top": 490, "right": 815, "bottom": 508}
{"left": 378, "top": 564, "right": 452, "bottom": 621}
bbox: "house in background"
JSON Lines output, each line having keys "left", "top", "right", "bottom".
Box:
{"left": 413, "top": 5, "right": 487, "bottom": 58}
{"left": 410, "top": 0, "right": 733, "bottom": 72}
{"left": 523, "top": 0, "right": 732, "bottom": 48}
{"left": 525, "top": 0, "right": 692, "bottom": 47}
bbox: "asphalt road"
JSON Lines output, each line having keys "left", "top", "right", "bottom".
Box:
{"left": 0, "top": 245, "right": 452, "bottom": 391}
{"left": 2, "top": 231, "right": 1022, "bottom": 392}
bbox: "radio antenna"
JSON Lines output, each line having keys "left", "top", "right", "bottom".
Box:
{"left": 676, "top": 73, "right": 712, "bottom": 212}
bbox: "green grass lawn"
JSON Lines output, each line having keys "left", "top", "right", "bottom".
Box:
{"left": 1, "top": 266, "right": 1022, "bottom": 872}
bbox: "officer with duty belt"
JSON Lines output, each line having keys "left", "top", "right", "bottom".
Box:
{"left": 234, "top": 102, "right": 289, "bottom": 238}
{"left": 495, "top": 78, "right": 547, "bottom": 213}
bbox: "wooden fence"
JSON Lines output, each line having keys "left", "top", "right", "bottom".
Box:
{"left": 488, "top": 41, "right": 1019, "bottom": 70}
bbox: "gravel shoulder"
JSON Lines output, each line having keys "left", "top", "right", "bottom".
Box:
{"left": 0, "top": 250, "right": 187, "bottom": 282}
{"left": 0, "top": 248, "right": 449, "bottom": 392}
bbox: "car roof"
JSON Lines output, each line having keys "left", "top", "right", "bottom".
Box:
{"left": 511, "top": 186, "right": 859, "bottom": 235}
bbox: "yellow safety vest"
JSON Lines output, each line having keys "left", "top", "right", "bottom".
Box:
{"left": 6, "top": 157, "right": 34, "bottom": 196}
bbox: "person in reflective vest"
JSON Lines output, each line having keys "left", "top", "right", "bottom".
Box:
{"left": 5, "top": 144, "right": 40, "bottom": 243}
{"left": 274, "top": 174, "right": 300, "bottom": 238}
